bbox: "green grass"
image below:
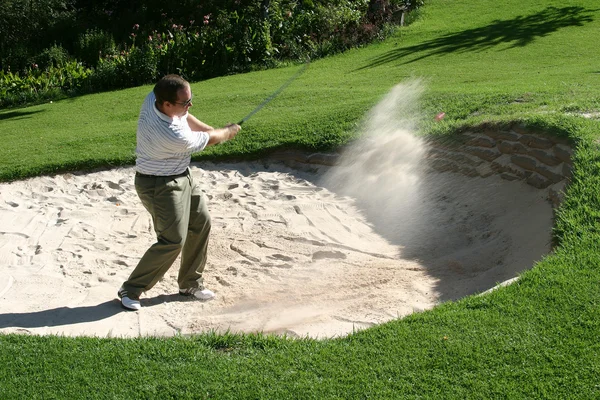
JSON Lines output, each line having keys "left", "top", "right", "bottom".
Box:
{"left": 1, "top": 0, "right": 600, "bottom": 398}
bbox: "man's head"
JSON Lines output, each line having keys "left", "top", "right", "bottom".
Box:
{"left": 153, "top": 74, "right": 193, "bottom": 117}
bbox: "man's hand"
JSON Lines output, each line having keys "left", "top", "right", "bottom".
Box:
{"left": 207, "top": 123, "right": 241, "bottom": 146}
{"left": 224, "top": 123, "right": 241, "bottom": 140}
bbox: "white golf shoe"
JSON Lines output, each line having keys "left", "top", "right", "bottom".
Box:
{"left": 179, "top": 287, "right": 215, "bottom": 300}
{"left": 117, "top": 287, "right": 141, "bottom": 311}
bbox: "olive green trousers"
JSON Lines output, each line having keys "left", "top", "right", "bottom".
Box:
{"left": 122, "top": 169, "right": 211, "bottom": 298}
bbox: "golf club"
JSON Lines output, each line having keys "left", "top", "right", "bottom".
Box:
{"left": 237, "top": 60, "right": 310, "bottom": 125}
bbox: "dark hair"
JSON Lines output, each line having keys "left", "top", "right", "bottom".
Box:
{"left": 153, "top": 74, "right": 189, "bottom": 105}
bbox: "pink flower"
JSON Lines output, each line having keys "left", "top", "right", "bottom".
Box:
{"left": 133, "top": 23, "right": 139, "bottom": 30}
{"left": 148, "top": 35, "right": 153, "bottom": 41}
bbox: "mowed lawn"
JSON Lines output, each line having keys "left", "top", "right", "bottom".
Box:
{"left": 1, "top": 0, "right": 600, "bottom": 398}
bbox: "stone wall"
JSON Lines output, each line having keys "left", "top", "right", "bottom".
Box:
{"left": 426, "top": 123, "right": 573, "bottom": 208}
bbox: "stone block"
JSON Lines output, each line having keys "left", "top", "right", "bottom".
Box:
{"left": 553, "top": 144, "right": 572, "bottom": 164}
{"left": 519, "top": 134, "right": 554, "bottom": 149}
{"left": 500, "top": 173, "right": 520, "bottom": 181}
{"left": 492, "top": 155, "right": 531, "bottom": 179}
{"left": 485, "top": 129, "right": 520, "bottom": 141}
{"left": 528, "top": 149, "right": 561, "bottom": 166}
{"left": 511, "top": 123, "right": 531, "bottom": 135}
{"left": 476, "top": 163, "right": 495, "bottom": 178}
{"left": 535, "top": 164, "right": 565, "bottom": 183}
{"left": 526, "top": 173, "right": 552, "bottom": 189}
{"left": 429, "top": 158, "right": 460, "bottom": 173}
{"left": 562, "top": 163, "right": 573, "bottom": 178}
{"left": 491, "top": 153, "right": 512, "bottom": 169}
{"left": 466, "top": 135, "right": 496, "bottom": 148}
{"left": 547, "top": 135, "right": 572, "bottom": 145}
{"left": 548, "top": 181, "right": 567, "bottom": 208}
{"left": 458, "top": 165, "right": 480, "bottom": 177}
{"left": 431, "top": 134, "right": 472, "bottom": 149}
{"left": 307, "top": 153, "right": 339, "bottom": 166}
{"left": 497, "top": 140, "right": 528, "bottom": 155}
{"left": 464, "top": 146, "right": 502, "bottom": 161}
{"left": 445, "top": 151, "right": 483, "bottom": 166}
{"left": 511, "top": 155, "right": 538, "bottom": 171}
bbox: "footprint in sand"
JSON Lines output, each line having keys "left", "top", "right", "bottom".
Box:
{"left": 312, "top": 250, "right": 346, "bottom": 261}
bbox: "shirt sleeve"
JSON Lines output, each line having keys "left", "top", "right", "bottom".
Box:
{"left": 165, "top": 119, "right": 210, "bottom": 155}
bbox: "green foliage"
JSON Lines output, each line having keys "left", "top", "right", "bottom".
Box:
{"left": 36, "top": 44, "right": 71, "bottom": 69}
{"left": 0, "top": 61, "right": 92, "bottom": 108}
{"left": 0, "top": 0, "right": 77, "bottom": 72}
{"left": 75, "top": 29, "right": 117, "bottom": 68}
{"left": 0, "top": 0, "right": 420, "bottom": 108}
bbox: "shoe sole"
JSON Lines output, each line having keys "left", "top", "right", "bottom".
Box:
{"left": 179, "top": 291, "right": 215, "bottom": 301}
{"left": 120, "top": 302, "right": 141, "bottom": 311}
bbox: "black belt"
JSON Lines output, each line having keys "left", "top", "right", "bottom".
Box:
{"left": 135, "top": 169, "right": 189, "bottom": 179}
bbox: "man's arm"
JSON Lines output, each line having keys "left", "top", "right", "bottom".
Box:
{"left": 207, "top": 124, "right": 241, "bottom": 146}
{"left": 187, "top": 113, "right": 241, "bottom": 146}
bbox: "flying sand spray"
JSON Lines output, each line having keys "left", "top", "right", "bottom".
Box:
{"left": 320, "top": 79, "right": 431, "bottom": 249}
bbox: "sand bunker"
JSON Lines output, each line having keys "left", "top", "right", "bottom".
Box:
{"left": 0, "top": 157, "right": 554, "bottom": 338}
{"left": 0, "top": 82, "right": 564, "bottom": 338}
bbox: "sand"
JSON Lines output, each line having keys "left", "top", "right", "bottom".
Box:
{"left": 0, "top": 158, "right": 553, "bottom": 339}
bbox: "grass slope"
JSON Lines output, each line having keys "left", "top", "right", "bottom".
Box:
{"left": 1, "top": 0, "right": 600, "bottom": 398}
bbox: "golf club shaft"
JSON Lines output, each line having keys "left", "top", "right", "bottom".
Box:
{"left": 238, "top": 61, "right": 309, "bottom": 125}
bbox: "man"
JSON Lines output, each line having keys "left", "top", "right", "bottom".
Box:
{"left": 118, "top": 74, "right": 241, "bottom": 311}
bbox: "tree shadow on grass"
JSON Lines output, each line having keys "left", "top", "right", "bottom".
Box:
{"left": 0, "top": 110, "right": 44, "bottom": 122}
{"left": 357, "top": 6, "right": 596, "bottom": 70}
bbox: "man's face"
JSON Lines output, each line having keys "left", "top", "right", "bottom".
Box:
{"left": 166, "top": 85, "right": 193, "bottom": 117}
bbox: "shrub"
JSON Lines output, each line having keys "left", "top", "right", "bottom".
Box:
{"left": 75, "top": 29, "right": 117, "bottom": 68}
{"left": 0, "top": 61, "right": 92, "bottom": 108}
{"left": 126, "top": 46, "right": 159, "bottom": 86}
{"left": 35, "top": 45, "right": 71, "bottom": 70}
{"left": 89, "top": 54, "right": 127, "bottom": 91}
{"left": 1, "top": 0, "right": 425, "bottom": 107}
{"left": 0, "top": 0, "right": 78, "bottom": 73}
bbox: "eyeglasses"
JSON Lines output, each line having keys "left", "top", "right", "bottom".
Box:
{"left": 173, "top": 98, "right": 193, "bottom": 107}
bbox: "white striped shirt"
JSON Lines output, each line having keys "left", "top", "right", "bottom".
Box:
{"left": 135, "top": 92, "right": 209, "bottom": 175}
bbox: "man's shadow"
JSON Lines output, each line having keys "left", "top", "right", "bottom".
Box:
{"left": 0, "top": 294, "right": 186, "bottom": 330}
